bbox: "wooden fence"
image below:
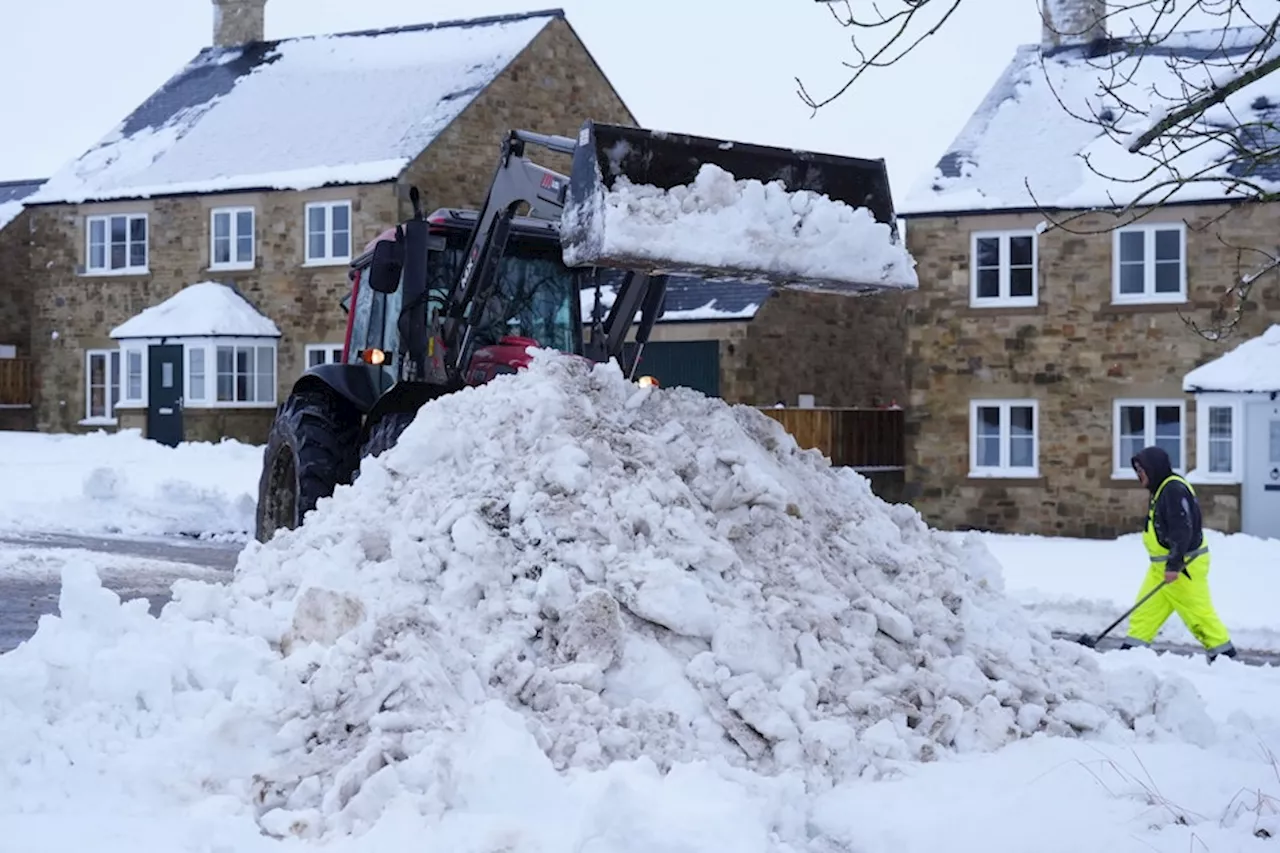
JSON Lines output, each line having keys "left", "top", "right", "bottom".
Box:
{"left": 757, "top": 406, "right": 903, "bottom": 470}
{"left": 0, "top": 358, "right": 32, "bottom": 407}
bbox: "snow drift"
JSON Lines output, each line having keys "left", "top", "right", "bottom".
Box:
{"left": 0, "top": 351, "right": 1221, "bottom": 850}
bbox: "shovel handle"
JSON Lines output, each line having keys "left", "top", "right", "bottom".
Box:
{"left": 1091, "top": 579, "right": 1171, "bottom": 644}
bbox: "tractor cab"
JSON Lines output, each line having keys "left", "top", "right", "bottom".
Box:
{"left": 340, "top": 207, "right": 586, "bottom": 397}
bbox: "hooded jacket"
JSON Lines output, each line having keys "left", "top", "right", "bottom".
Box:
{"left": 1131, "top": 445, "right": 1204, "bottom": 570}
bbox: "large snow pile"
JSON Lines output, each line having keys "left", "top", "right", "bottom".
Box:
{"left": 562, "top": 163, "right": 919, "bottom": 293}
{"left": 0, "top": 352, "right": 1222, "bottom": 849}
{"left": 0, "top": 428, "right": 260, "bottom": 539}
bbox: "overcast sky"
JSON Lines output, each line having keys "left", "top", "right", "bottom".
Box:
{"left": 0, "top": 0, "right": 1224, "bottom": 206}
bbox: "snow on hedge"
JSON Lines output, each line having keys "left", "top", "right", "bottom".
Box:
{"left": 0, "top": 351, "right": 1236, "bottom": 850}
{"left": 562, "top": 163, "right": 919, "bottom": 293}
{"left": 0, "top": 429, "right": 260, "bottom": 540}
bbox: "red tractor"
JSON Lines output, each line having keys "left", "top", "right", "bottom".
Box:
{"left": 254, "top": 121, "right": 903, "bottom": 543}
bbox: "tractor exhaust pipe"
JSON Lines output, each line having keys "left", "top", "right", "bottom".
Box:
{"left": 559, "top": 121, "right": 917, "bottom": 295}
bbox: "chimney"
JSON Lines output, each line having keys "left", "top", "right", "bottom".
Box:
{"left": 213, "top": 0, "right": 267, "bottom": 48}
{"left": 1040, "top": 0, "right": 1107, "bottom": 49}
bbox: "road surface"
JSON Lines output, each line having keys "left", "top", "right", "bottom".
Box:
{"left": 0, "top": 532, "right": 242, "bottom": 654}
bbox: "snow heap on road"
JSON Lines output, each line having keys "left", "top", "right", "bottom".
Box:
{"left": 0, "top": 351, "right": 1220, "bottom": 850}
{"left": 561, "top": 163, "right": 919, "bottom": 293}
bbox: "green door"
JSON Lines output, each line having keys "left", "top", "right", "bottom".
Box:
{"left": 627, "top": 340, "right": 721, "bottom": 397}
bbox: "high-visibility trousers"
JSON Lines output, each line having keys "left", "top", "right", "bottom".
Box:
{"left": 1125, "top": 552, "right": 1233, "bottom": 653}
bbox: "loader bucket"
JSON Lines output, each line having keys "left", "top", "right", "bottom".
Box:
{"left": 559, "top": 121, "right": 918, "bottom": 295}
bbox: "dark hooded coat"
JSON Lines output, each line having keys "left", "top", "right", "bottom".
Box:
{"left": 1131, "top": 445, "right": 1204, "bottom": 572}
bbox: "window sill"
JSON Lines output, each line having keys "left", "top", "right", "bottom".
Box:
{"left": 1104, "top": 298, "right": 1187, "bottom": 313}
{"left": 208, "top": 264, "right": 255, "bottom": 273}
{"left": 80, "top": 268, "right": 150, "bottom": 278}
{"left": 78, "top": 417, "right": 118, "bottom": 427}
{"left": 1185, "top": 469, "right": 1242, "bottom": 487}
{"left": 968, "top": 298, "right": 1039, "bottom": 310}
{"left": 301, "top": 258, "right": 351, "bottom": 269}
{"left": 967, "top": 471, "right": 1043, "bottom": 484}
{"left": 959, "top": 303, "right": 1047, "bottom": 317}
{"left": 194, "top": 401, "right": 279, "bottom": 409}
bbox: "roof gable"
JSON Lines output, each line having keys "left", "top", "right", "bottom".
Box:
{"left": 110, "top": 281, "right": 281, "bottom": 339}
{"left": 28, "top": 9, "right": 563, "bottom": 206}
{"left": 900, "top": 25, "right": 1280, "bottom": 215}
{"left": 1183, "top": 324, "right": 1280, "bottom": 393}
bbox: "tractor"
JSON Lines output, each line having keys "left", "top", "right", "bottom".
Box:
{"left": 254, "top": 120, "right": 905, "bottom": 543}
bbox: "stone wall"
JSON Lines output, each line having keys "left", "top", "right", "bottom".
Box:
{"left": 397, "top": 17, "right": 638, "bottom": 216}
{"left": 118, "top": 407, "right": 274, "bottom": 445}
{"left": 726, "top": 289, "right": 909, "bottom": 407}
{"left": 25, "top": 184, "right": 400, "bottom": 434}
{"left": 902, "top": 202, "right": 1280, "bottom": 537}
{"left": 0, "top": 209, "right": 33, "bottom": 356}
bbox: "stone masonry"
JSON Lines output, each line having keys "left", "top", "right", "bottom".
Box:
{"left": 903, "top": 201, "right": 1280, "bottom": 538}
{"left": 24, "top": 17, "right": 635, "bottom": 444}
{"left": 212, "top": 0, "right": 266, "bottom": 48}
{"left": 0, "top": 209, "right": 32, "bottom": 356}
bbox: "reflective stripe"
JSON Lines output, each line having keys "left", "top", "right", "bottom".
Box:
{"left": 1150, "top": 545, "right": 1208, "bottom": 563}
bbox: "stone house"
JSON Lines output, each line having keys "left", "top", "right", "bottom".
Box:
{"left": 895, "top": 2, "right": 1280, "bottom": 539}
{"left": 20, "top": 3, "right": 638, "bottom": 444}
{"left": 0, "top": 178, "right": 43, "bottom": 430}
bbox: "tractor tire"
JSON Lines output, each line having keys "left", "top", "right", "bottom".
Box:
{"left": 359, "top": 411, "right": 416, "bottom": 460}
{"left": 255, "top": 388, "right": 361, "bottom": 543}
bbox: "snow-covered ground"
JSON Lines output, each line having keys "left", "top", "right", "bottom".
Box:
{"left": 0, "top": 428, "right": 261, "bottom": 541}
{"left": 2, "top": 353, "right": 1280, "bottom": 852}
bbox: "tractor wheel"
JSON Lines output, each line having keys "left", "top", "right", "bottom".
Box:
{"left": 359, "top": 411, "right": 416, "bottom": 460}
{"left": 255, "top": 388, "right": 361, "bottom": 543}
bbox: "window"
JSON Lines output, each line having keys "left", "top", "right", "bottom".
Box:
{"left": 86, "top": 213, "right": 148, "bottom": 274}
{"left": 216, "top": 343, "right": 276, "bottom": 404}
{"left": 1114, "top": 399, "right": 1185, "bottom": 476}
{"left": 305, "top": 343, "right": 345, "bottom": 368}
{"left": 969, "top": 399, "right": 1039, "bottom": 477}
{"left": 188, "top": 347, "right": 207, "bottom": 403}
{"left": 970, "top": 231, "right": 1037, "bottom": 307}
{"left": 211, "top": 207, "right": 254, "bottom": 269}
{"left": 305, "top": 201, "right": 351, "bottom": 265}
{"left": 1112, "top": 223, "right": 1185, "bottom": 303}
{"left": 121, "top": 347, "right": 144, "bottom": 403}
{"left": 84, "top": 349, "right": 121, "bottom": 421}
{"left": 1191, "top": 397, "right": 1242, "bottom": 481}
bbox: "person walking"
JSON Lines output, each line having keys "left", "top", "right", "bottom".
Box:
{"left": 1122, "top": 445, "right": 1237, "bottom": 662}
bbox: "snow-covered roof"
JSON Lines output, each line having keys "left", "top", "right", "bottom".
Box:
{"left": 0, "top": 178, "right": 44, "bottom": 231}
{"left": 26, "top": 10, "right": 561, "bottom": 206}
{"left": 900, "top": 25, "right": 1280, "bottom": 215}
{"left": 110, "top": 281, "right": 281, "bottom": 340}
{"left": 579, "top": 274, "right": 770, "bottom": 323}
{"left": 1183, "top": 325, "right": 1280, "bottom": 393}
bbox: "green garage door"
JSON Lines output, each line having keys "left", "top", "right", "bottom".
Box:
{"left": 627, "top": 340, "right": 721, "bottom": 397}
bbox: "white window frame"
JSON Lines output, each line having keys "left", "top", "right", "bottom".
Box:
{"left": 304, "top": 200, "right": 352, "bottom": 266}
{"left": 969, "top": 399, "right": 1040, "bottom": 478}
{"left": 210, "top": 338, "right": 278, "bottom": 407}
{"left": 210, "top": 206, "right": 255, "bottom": 271}
{"left": 1113, "top": 398, "right": 1187, "bottom": 479}
{"left": 304, "top": 343, "right": 345, "bottom": 369}
{"left": 969, "top": 230, "right": 1038, "bottom": 308}
{"left": 1191, "top": 395, "right": 1244, "bottom": 484}
{"left": 185, "top": 344, "right": 208, "bottom": 406}
{"left": 85, "top": 213, "right": 149, "bottom": 275}
{"left": 83, "top": 348, "right": 122, "bottom": 424}
{"left": 119, "top": 345, "right": 145, "bottom": 406}
{"left": 1111, "top": 222, "right": 1187, "bottom": 305}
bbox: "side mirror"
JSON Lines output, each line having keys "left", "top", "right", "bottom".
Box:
{"left": 367, "top": 238, "right": 404, "bottom": 294}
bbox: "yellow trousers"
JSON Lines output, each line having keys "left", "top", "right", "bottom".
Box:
{"left": 1125, "top": 553, "right": 1232, "bottom": 651}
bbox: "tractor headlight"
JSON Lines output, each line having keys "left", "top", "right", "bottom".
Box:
{"left": 637, "top": 375, "right": 659, "bottom": 388}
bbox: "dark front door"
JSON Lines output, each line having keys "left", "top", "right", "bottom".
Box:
{"left": 147, "top": 344, "right": 184, "bottom": 447}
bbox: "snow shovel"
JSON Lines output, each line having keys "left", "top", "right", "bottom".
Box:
{"left": 559, "top": 120, "right": 918, "bottom": 295}
{"left": 1075, "top": 580, "right": 1171, "bottom": 648}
